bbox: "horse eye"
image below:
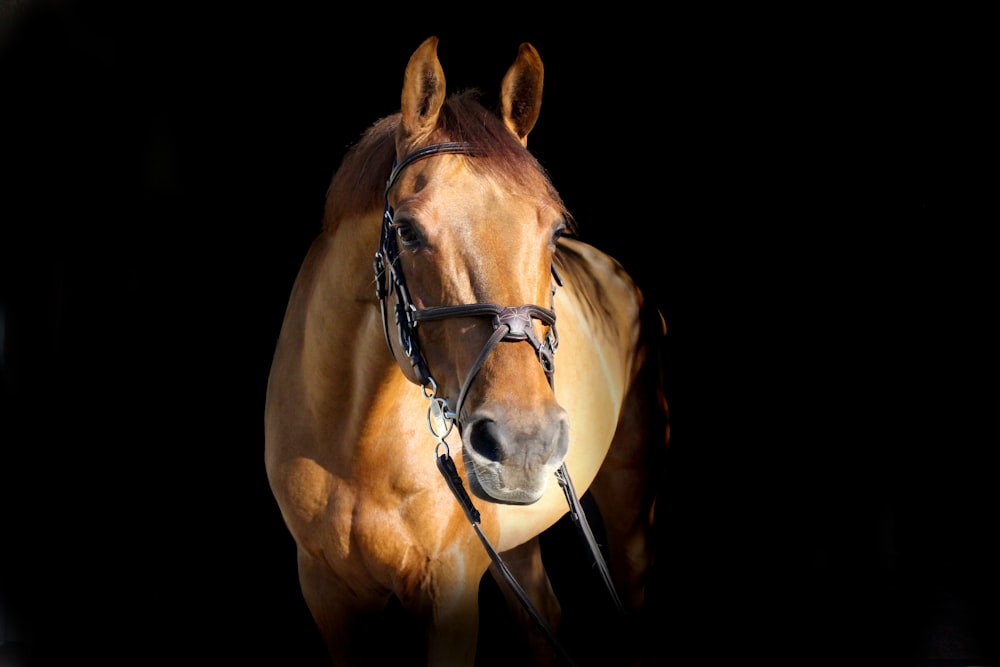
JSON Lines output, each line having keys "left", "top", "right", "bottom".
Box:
{"left": 394, "top": 221, "right": 423, "bottom": 249}
{"left": 551, "top": 224, "right": 566, "bottom": 246}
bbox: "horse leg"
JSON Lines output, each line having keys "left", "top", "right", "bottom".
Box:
{"left": 590, "top": 423, "right": 655, "bottom": 611}
{"left": 300, "top": 544, "right": 485, "bottom": 666}
{"left": 488, "top": 536, "right": 562, "bottom": 667}
{"left": 588, "top": 365, "right": 667, "bottom": 665}
{"left": 296, "top": 548, "right": 395, "bottom": 666}
{"left": 401, "top": 559, "right": 483, "bottom": 667}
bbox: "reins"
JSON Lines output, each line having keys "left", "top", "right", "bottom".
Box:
{"left": 373, "top": 142, "right": 624, "bottom": 663}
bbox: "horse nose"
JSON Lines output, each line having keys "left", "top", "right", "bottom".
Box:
{"left": 466, "top": 405, "right": 569, "bottom": 472}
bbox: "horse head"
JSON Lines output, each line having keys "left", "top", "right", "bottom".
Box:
{"left": 380, "top": 37, "right": 570, "bottom": 505}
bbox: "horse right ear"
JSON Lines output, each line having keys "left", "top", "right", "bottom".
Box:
{"left": 398, "top": 36, "right": 446, "bottom": 155}
{"left": 501, "top": 43, "right": 544, "bottom": 147}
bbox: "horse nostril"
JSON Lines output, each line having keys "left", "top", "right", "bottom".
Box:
{"left": 469, "top": 419, "right": 504, "bottom": 462}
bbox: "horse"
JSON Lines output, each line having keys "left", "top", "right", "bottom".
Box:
{"left": 264, "top": 36, "right": 669, "bottom": 666}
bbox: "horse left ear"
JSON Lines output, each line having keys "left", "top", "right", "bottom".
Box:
{"left": 398, "top": 36, "right": 447, "bottom": 154}
{"left": 501, "top": 43, "right": 544, "bottom": 147}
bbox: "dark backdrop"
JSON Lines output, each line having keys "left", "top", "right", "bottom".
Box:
{"left": 1, "top": 3, "right": 994, "bottom": 666}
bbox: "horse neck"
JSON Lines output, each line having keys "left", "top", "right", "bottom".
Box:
{"left": 301, "top": 210, "right": 395, "bottom": 393}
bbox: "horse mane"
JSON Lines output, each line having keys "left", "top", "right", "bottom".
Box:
{"left": 322, "top": 89, "right": 574, "bottom": 234}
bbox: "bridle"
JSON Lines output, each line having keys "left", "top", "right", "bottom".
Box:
{"left": 372, "top": 141, "right": 622, "bottom": 665}
{"left": 373, "top": 141, "right": 560, "bottom": 421}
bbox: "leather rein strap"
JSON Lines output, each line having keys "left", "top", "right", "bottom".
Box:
{"left": 372, "top": 142, "right": 623, "bottom": 663}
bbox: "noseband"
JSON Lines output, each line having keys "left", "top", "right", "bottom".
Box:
{"left": 372, "top": 141, "right": 561, "bottom": 421}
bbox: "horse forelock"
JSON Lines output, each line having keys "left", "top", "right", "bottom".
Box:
{"left": 322, "top": 90, "right": 574, "bottom": 234}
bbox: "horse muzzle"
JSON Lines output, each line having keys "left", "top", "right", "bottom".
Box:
{"left": 461, "top": 404, "right": 569, "bottom": 504}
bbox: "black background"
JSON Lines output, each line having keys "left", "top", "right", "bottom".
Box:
{"left": 1, "top": 3, "right": 994, "bottom": 666}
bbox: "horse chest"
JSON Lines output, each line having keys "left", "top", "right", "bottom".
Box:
{"left": 314, "top": 470, "right": 481, "bottom": 591}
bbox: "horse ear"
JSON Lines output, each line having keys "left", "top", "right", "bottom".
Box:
{"left": 398, "top": 36, "right": 446, "bottom": 154}
{"left": 501, "top": 43, "right": 544, "bottom": 147}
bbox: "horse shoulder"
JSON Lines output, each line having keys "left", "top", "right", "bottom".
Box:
{"left": 266, "top": 237, "right": 493, "bottom": 590}
{"left": 554, "top": 237, "right": 646, "bottom": 402}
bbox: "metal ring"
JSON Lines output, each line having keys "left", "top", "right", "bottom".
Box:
{"left": 422, "top": 377, "right": 438, "bottom": 399}
{"left": 434, "top": 440, "right": 450, "bottom": 458}
{"left": 427, "top": 397, "right": 455, "bottom": 440}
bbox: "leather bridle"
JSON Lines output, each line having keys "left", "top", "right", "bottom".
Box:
{"left": 373, "top": 141, "right": 560, "bottom": 422}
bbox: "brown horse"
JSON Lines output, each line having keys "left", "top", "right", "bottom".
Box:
{"left": 264, "top": 36, "right": 668, "bottom": 666}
